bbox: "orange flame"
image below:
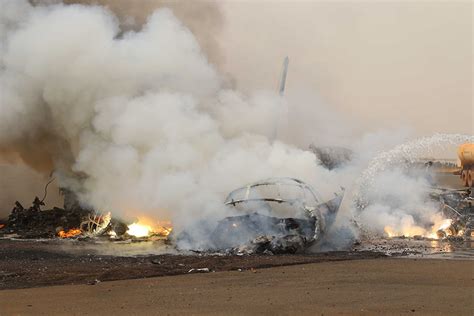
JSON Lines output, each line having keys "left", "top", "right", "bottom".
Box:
{"left": 384, "top": 216, "right": 458, "bottom": 239}
{"left": 58, "top": 228, "right": 82, "bottom": 238}
{"left": 383, "top": 225, "right": 426, "bottom": 238}
{"left": 153, "top": 222, "right": 173, "bottom": 237}
{"left": 127, "top": 217, "right": 172, "bottom": 238}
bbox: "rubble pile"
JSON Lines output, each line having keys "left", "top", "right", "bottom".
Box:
{"left": 379, "top": 188, "right": 474, "bottom": 241}
{"left": 0, "top": 190, "right": 128, "bottom": 240}
{"left": 210, "top": 213, "right": 316, "bottom": 254}
{"left": 434, "top": 188, "right": 473, "bottom": 238}
{"left": 1, "top": 197, "right": 90, "bottom": 238}
{"left": 177, "top": 178, "right": 344, "bottom": 254}
{"left": 1, "top": 177, "right": 344, "bottom": 256}
{"left": 1, "top": 174, "right": 470, "bottom": 258}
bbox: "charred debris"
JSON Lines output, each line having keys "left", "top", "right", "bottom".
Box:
{"left": 0, "top": 176, "right": 345, "bottom": 254}
{"left": 177, "top": 177, "right": 345, "bottom": 254}
{"left": 430, "top": 188, "right": 473, "bottom": 239}
{"left": 0, "top": 189, "right": 127, "bottom": 240}
{"left": 1, "top": 147, "right": 472, "bottom": 254}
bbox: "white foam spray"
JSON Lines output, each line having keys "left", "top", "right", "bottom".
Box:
{"left": 351, "top": 133, "right": 474, "bottom": 238}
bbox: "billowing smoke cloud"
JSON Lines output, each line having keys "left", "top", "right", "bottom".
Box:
{"left": 0, "top": 0, "right": 471, "bottom": 250}
{"left": 46, "top": 0, "right": 224, "bottom": 66}
{"left": 0, "top": 1, "right": 340, "bottom": 231}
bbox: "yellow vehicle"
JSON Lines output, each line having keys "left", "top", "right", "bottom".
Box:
{"left": 458, "top": 143, "right": 474, "bottom": 187}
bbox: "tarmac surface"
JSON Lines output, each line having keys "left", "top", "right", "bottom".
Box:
{"left": 0, "top": 258, "right": 472, "bottom": 315}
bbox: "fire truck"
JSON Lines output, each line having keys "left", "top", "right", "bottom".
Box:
{"left": 458, "top": 143, "right": 474, "bottom": 187}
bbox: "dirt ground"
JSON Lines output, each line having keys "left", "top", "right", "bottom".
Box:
{"left": 0, "top": 239, "right": 384, "bottom": 290}
{"left": 0, "top": 258, "right": 472, "bottom": 315}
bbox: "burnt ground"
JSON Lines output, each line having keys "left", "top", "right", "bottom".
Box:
{"left": 0, "top": 239, "right": 384, "bottom": 290}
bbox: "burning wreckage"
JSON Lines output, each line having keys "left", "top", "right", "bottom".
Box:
{"left": 1, "top": 188, "right": 171, "bottom": 241}
{"left": 374, "top": 184, "right": 474, "bottom": 240}
{"left": 0, "top": 178, "right": 344, "bottom": 254}
{"left": 178, "top": 178, "right": 344, "bottom": 254}
{"left": 1, "top": 161, "right": 472, "bottom": 253}
{"left": 429, "top": 188, "right": 474, "bottom": 239}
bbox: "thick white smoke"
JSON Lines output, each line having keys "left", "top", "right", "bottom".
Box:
{"left": 358, "top": 169, "right": 438, "bottom": 236}
{"left": 0, "top": 1, "right": 340, "bottom": 231}
{"left": 0, "top": 1, "right": 470, "bottom": 249}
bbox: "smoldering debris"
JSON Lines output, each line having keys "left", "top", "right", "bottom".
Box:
{"left": 363, "top": 186, "right": 473, "bottom": 241}
{"left": 431, "top": 188, "right": 473, "bottom": 239}
{"left": 211, "top": 213, "right": 314, "bottom": 254}
{"left": 0, "top": 177, "right": 347, "bottom": 255}
{"left": 3, "top": 197, "right": 89, "bottom": 239}
{"left": 176, "top": 178, "right": 344, "bottom": 254}
{"left": 349, "top": 188, "right": 473, "bottom": 258}
{"left": 2, "top": 174, "right": 471, "bottom": 257}
{"left": 1, "top": 191, "right": 142, "bottom": 240}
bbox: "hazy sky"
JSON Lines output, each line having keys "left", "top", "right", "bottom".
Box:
{"left": 219, "top": 1, "right": 473, "bottom": 137}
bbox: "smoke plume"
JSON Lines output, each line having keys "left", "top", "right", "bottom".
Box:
{"left": 0, "top": 1, "right": 471, "bottom": 249}
{"left": 0, "top": 1, "right": 339, "bottom": 231}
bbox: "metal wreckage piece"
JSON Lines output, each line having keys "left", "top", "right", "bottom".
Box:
{"left": 80, "top": 212, "right": 112, "bottom": 237}
{"left": 182, "top": 177, "right": 344, "bottom": 254}
{"left": 430, "top": 188, "right": 474, "bottom": 239}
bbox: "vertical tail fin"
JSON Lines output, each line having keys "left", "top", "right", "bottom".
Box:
{"left": 279, "top": 56, "right": 289, "bottom": 96}
{"left": 271, "top": 57, "right": 289, "bottom": 143}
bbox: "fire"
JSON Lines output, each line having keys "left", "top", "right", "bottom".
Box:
{"left": 58, "top": 228, "right": 82, "bottom": 238}
{"left": 153, "top": 222, "right": 173, "bottom": 237}
{"left": 427, "top": 218, "right": 453, "bottom": 239}
{"left": 384, "top": 217, "right": 456, "bottom": 239}
{"left": 383, "top": 225, "right": 426, "bottom": 238}
{"left": 384, "top": 226, "right": 396, "bottom": 238}
{"left": 127, "top": 217, "right": 172, "bottom": 238}
{"left": 127, "top": 222, "right": 152, "bottom": 237}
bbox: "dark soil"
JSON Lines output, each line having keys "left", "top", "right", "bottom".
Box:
{"left": 0, "top": 239, "right": 384, "bottom": 290}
